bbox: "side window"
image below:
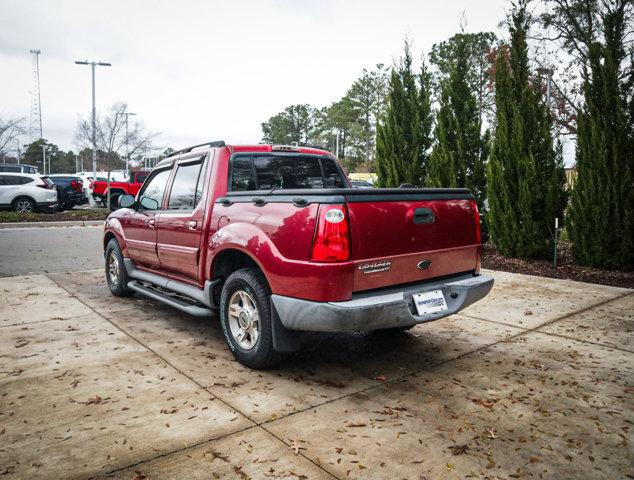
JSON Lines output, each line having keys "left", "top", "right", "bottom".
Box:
{"left": 321, "top": 158, "right": 345, "bottom": 188}
{"left": 0, "top": 175, "right": 9, "bottom": 185}
{"left": 139, "top": 169, "right": 171, "bottom": 209}
{"left": 168, "top": 160, "right": 204, "bottom": 210}
{"left": 1, "top": 176, "right": 19, "bottom": 186}
{"left": 231, "top": 157, "right": 256, "bottom": 191}
{"left": 19, "top": 176, "right": 34, "bottom": 184}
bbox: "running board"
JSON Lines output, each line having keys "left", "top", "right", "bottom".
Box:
{"left": 127, "top": 281, "right": 213, "bottom": 317}
{"left": 123, "top": 258, "right": 219, "bottom": 308}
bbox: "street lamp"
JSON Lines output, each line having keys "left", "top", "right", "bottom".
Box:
{"left": 116, "top": 110, "right": 137, "bottom": 176}
{"left": 537, "top": 67, "right": 558, "bottom": 269}
{"left": 74, "top": 60, "right": 111, "bottom": 183}
{"left": 536, "top": 67, "right": 554, "bottom": 106}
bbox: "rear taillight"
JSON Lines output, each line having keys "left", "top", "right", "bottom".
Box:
{"left": 310, "top": 205, "right": 350, "bottom": 262}
{"left": 470, "top": 199, "right": 481, "bottom": 244}
{"left": 37, "top": 178, "right": 55, "bottom": 189}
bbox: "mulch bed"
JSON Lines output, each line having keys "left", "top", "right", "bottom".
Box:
{"left": 482, "top": 240, "right": 634, "bottom": 289}
{"left": 0, "top": 209, "right": 108, "bottom": 223}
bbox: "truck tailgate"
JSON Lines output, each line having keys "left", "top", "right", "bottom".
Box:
{"left": 345, "top": 189, "right": 479, "bottom": 292}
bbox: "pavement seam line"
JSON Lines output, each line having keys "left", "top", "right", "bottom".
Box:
{"left": 255, "top": 290, "right": 634, "bottom": 429}
{"left": 458, "top": 291, "right": 634, "bottom": 351}
{"left": 46, "top": 273, "right": 631, "bottom": 479}
{"left": 46, "top": 274, "right": 343, "bottom": 480}
{"left": 45, "top": 274, "right": 257, "bottom": 422}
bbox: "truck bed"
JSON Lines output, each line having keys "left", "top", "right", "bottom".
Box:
{"left": 218, "top": 187, "right": 480, "bottom": 294}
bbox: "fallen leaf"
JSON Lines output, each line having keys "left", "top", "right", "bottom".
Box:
{"left": 448, "top": 444, "right": 468, "bottom": 455}
{"left": 79, "top": 395, "right": 102, "bottom": 405}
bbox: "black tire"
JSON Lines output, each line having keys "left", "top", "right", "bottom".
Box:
{"left": 108, "top": 194, "right": 121, "bottom": 211}
{"left": 105, "top": 238, "right": 133, "bottom": 297}
{"left": 219, "top": 268, "right": 281, "bottom": 369}
{"left": 13, "top": 197, "right": 35, "bottom": 213}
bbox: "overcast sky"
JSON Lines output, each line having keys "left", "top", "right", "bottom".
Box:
{"left": 1, "top": 0, "right": 510, "bottom": 154}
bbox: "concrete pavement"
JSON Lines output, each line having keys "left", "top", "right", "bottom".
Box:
{"left": 0, "top": 269, "right": 632, "bottom": 479}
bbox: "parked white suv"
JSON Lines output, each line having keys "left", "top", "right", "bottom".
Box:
{"left": 0, "top": 173, "right": 58, "bottom": 213}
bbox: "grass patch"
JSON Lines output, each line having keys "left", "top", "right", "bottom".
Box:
{"left": 0, "top": 209, "right": 108, "bottom": 223}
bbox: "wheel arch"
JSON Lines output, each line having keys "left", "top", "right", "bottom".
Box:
{"left": 103, "top": 218, "right": 129, "bottom": 257}
{"left": 208, "top": 247, "right": 269, "bottom": 307}
{"left": 11, "top": 195, "right": 37, "bottom": 210}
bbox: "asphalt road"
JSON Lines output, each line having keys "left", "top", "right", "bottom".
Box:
{"left": 0, "top": 225, "right": 103, "bottom": 277}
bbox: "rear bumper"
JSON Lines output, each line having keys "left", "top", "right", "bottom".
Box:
{"left": 36, "top": 201, "right": 59, "bottom": 213}
{"left": 68, "top": 192, "right": 88, "bottom": 204}
{"left": 271, "top": 273, "right": 493, "bottom": 332}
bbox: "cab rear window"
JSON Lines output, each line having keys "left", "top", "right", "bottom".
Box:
{"left": 230, "top": 155, "right": 345, "bottom": 191}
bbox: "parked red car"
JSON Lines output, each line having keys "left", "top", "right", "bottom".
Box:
{"left": 92, "top": 170, "right": 149, "bottom": 208}
{"left": 103, "top": 141, "right": 493, "bottom": 368}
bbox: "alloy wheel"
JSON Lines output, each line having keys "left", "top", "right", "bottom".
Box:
{"left": 15, "top": 200, "right": 33, "bottom": 213}
{"left": 227, "top": 290, "right": 260, "bottom": 350}
{"left": 108, "top": 251, "right": 120, "bottom": 285}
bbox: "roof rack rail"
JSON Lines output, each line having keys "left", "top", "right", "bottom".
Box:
{"left": 169, "top": 140, "right": 225, "bottom": 157}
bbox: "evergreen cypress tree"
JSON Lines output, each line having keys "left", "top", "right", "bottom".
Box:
{"left": 376, "top": 42, "right": 433, "bottom": 187}
{"left": 569, "top": 7, "right": 634, "bottom": 271}
{"left": 487, "top": 0, "right": 566, "bottom": 259}
{"left": 427, "top": 32, "right": 488, "bottom": 232}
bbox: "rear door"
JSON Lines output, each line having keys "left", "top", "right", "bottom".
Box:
{"left": 0, "top": 175, "right": 17, "bottom": 206}
{"left": 345, "top": 190, "right": 480, "bottom": 292}
{"left": 156, "top": 153, "right": 209, "bottom": 281}
{"left": 121, "top": 167, "right": 172, "bottom": 266}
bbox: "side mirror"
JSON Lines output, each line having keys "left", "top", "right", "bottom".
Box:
{"left": 139, "top": 196, "right": 159, "bottom": 210}
{"left": 118, "top": 194, "right": 136, "bottom": 208}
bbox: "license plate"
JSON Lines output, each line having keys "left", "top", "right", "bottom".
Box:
{"left": 413, "top": 289, "right": 448, "bottom": 315}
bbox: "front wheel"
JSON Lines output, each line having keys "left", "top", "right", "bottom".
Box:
{"left": 105, "top": 238, "right": 133, "bottom": 297}
{"left": 219, "top": 268, "right": 280, "bottom": 369}
{"left": 108, "top": 194, "right": 121, "bottom": 211}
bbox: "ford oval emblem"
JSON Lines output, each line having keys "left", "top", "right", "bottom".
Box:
{"left": 417, "top": 260, "right": 432, "bottom": 270}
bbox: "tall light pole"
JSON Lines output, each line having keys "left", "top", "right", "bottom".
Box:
{"left": 537, "top": 67, "right": 554, "bottom": 107}
{"left": 537, "top": 67, "right": 557, "bottom": 268}
{"left": 116, "top": 110, "right": 136, "bottom": 176}
{"left": 74, "top": 60, "right": 111, "bottom": 182}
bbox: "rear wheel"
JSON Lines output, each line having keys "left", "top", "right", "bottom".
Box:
{"left": 105, "top": 238, "right": 133, "bottom": 297}
{"left": 13, "top": 197, "right": 35, "bottom": 213}
{"left": 219, "top": 268, "right": 280, "bottom": 369}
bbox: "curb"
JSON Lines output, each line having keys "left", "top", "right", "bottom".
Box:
{"left": 0, "top": 220, "right": 104, "bottom": 229}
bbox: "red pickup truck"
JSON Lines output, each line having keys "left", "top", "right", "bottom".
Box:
{"left": 92, "top": 171, "right": 150, "bottom": 208}
{"left": 103, "top": 142, "right": 493, "bottom": 368}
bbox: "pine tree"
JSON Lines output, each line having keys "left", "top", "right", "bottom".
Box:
{"left": 376, "top": 42, "right": 433, "bottom": 187}
{"left": 427, "top": 33, "right": 488, "bottom": 228}
{"left": 569, "top": 4, "right": 634, "bottom": 270}
{"left": 487, "top": 0, "right": 567, "bottom": 259}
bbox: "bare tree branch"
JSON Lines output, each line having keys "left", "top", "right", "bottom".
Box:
{"left": 0, "top": 117, "right": 26, "bottom": 158}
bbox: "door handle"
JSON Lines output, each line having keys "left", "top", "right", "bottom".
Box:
{"left": 187, "top": 220, "right": 198, "bottom": 230}
{"left": 145, "top": 218, "right": 156, "bottom": 229}
{"left": 413, "top": 208, "right": 435, "bottom": 224}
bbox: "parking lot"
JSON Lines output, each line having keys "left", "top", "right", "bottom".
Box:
{"left": 0, "top": 254, "right": 632, "bottom": 479}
